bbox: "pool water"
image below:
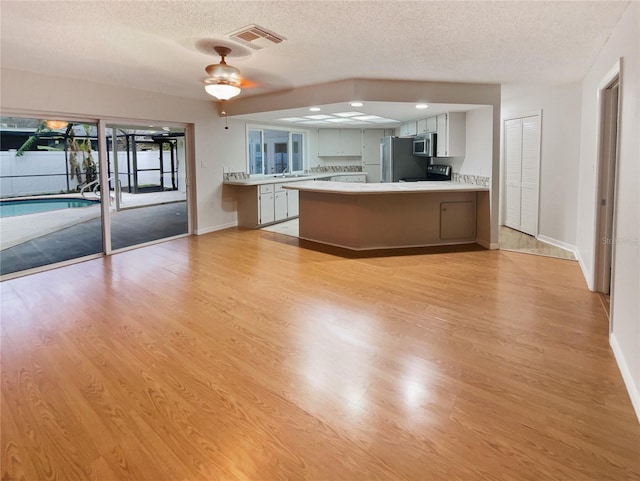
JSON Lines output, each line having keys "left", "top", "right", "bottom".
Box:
{"left": 0, "top": 198, "right": 100, "bottom": 218}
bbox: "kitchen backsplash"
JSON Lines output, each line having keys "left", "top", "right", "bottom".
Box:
{"left": 307, "top": 165, "right": 363, "bottom": 173}
{"left": 452, "top": 173, "right": 490, "bottom": 187}
{"left": 223, "top": 165, "right": 363, "bottom": 181}
{"left": 223, "top": 171, "right": 250, "bottom": 181}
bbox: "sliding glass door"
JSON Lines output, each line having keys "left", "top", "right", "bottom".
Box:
{"left": 106, "top": 124, "right": 188, "bottom": 251}
{"left": 0, "top": 117, "right": 103, "bottom": 276}
{"left": 0, "top": 117, "right": 191, "bottom": 278}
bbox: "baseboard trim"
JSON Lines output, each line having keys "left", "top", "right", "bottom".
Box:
{"left": 477, "top": 238, "right": 499, "bottom": 250}
{"left": 536, "top": 234, "right": 577, "bottom": 255}
{"left": 610, "top": 333, "right": 640, "bottom": 424}
{"left": 574, "top": 248, "right": 595, "bottom": 291}
{"left": 196, "top": 222, "right": 237, "bottom": 235}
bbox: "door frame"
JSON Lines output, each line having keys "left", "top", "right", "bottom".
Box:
{"left": 593, "top": 60, "right": 622, "bottom": 329}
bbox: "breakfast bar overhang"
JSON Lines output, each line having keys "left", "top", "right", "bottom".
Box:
{"left": 284, "top": 181, "right": 491, "bottom": 251}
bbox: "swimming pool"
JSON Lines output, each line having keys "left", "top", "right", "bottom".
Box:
{"left": 0, "top": 198, "right": 100, "bottom": 218}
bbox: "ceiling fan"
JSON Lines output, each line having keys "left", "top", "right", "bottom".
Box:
{"left": 203, "top": 46, "right": 246, "bottom": 101}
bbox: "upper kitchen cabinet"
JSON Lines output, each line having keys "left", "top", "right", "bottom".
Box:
{"left": 318, "top": 129, "right": 362, "bottom": 156}
{"left": 417, "top": 117, "right": 438, "bottom": 135}
{"left": 399, "top": 121, "right": 417, "bottom": 137}
{"left": 436, "top": 112, "right": 466, "bottom": 157}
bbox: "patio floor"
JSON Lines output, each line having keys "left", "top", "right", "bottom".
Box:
{"left": 0, "top": 201, "right": 188, "bottom": 276}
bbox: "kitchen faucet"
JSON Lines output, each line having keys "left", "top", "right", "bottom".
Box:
{"left": 281, "top": 166, "right": 290, "bottom": 177}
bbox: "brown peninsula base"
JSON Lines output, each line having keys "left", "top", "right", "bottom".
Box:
{"left": 292, "top": 185, "right": 490, "bottom": 250}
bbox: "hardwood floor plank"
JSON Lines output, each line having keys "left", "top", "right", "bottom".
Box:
{"left": 2, "top": 228, "right": 639, "bottom": 481}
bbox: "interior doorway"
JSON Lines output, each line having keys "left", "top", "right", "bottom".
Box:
{"left": 595, "top": 73, "right": 620, "bottom": 326}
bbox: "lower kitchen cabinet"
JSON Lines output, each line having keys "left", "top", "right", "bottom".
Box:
{"left": 440, "top": 200, "right": 476, "bottom": 240}
{"left": 331, "top": 174, "right": 366, "bottom": 182}
{"left": 237, "top": 182, "right": 300, "bottom": 228}
{"left": 258, "top": 184, "right": 275, "bottom": 224}
{"left": 235, "top": 175, "right": 368, "bottom": 228}
{"left": 274, "top": 184, "right": 288, "bottom": 222}
{"left": 287, "top": 188, "right": 299, "bottom": 217}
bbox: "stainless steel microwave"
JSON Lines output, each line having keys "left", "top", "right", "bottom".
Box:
{"left": 412, "top": 133, "right": 435, "bottom": 157}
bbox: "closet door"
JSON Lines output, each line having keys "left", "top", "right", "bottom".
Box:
{"left": 520, "top": 116, "right": 541, "bottom": 236}
{"left": 503, "top": 114, "right": 541, "bottom": 236}
{"left": 504, "top": 118, "right": 523, "bottom": 229}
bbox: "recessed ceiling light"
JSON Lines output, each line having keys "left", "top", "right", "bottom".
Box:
{"left": 309, "top": 107, "right": 321, "bottom": 112}
{"left": 349, "top": 102, "right": 364, "bottom": 107}
{"left": 416, "top": 104, "right": 429, "bottom": 109}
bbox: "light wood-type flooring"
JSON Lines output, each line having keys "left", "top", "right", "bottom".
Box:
{"left": 2, "top": 228, "right": 639, "bottom": 481}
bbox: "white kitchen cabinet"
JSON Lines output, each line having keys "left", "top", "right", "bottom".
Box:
{"left": 318, "top": 129, "right": 362, "bottom": 156}
{"left": 237, "top": 182, "right": 300, "bottom": 228}
{"left": 417, "top": 118, "right": 437, "bottom": 135}
{"left": 287, "top": 187, "right": 299, "bottom": 217}
{"left": 426, "top": 116, "right": 437, "bottom": 133}
{"left": 274, "top": 183, "right": 288, "bottom": 221}
{"left": 330, "top": 174, "right": 366, "bottom": 183}
{"left": 399, "top": 121, "right": 417, "bottom": 137}
{"left": 436, "top": 112, "right": 466, "bottom": 157}
{"left": 258, "top": 184, "right": 275, "bottom": 225}
{"left": 348, "top": 174, "right": 366, "bottom": 183}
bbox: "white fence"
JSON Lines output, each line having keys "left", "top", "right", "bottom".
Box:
{"left": 1, "top": 148, "right": 186, "bottom": 198}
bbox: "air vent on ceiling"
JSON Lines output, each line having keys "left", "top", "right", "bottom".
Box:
{"left": 228, "top": 24, "right": 285, "bottom": 50}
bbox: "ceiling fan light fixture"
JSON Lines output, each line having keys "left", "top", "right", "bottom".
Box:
{"left": 45, "top": 120, "right": 68, "bottom": 130}
{"left": 204, "top": 83, "right": 241, "bottom": 100}
{"left": 204, "top": 46, "right": 243, "bottom": 100}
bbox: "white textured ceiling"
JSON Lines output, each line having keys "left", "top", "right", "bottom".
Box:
{"left": 0, "top": 0, "right": 630, "bottom": 121}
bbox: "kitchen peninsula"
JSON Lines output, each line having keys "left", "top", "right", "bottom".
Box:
{"left": 284, "top": 181, "right": 490, "bottom": 250}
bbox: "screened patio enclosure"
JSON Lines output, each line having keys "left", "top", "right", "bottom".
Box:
{"left": 0, "top": 117, "right": 190, "bottom": 277}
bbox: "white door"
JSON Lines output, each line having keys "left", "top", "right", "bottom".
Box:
{"left": 520, "top": 116, "right": 541, "bottom": 236}
{"left": 503, "top": 114, "right": 541, "bottom": 236}
{"left": 504, "top": 119, "right": 523, "bottom": 229}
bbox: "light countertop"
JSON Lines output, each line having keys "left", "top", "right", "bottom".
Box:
{"left": 283, "top": 180, "right": 489, "bottom": 195}
{"left": 223, "top": 172, "right": 365, "bottom": 186}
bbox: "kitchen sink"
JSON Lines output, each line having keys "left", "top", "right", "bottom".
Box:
{"left": 272, "top": 174, "right": 310, "bottom": 178}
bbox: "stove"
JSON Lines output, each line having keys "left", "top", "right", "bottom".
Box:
{"left": 426, "top": 164, "right": 452, "bottom": 181}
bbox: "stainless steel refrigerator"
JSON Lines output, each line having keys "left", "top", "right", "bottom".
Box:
{"left": 380, "top": 137, "right": 426, "bottom": 182}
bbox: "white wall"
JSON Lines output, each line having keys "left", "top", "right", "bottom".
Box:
{"left": 576, "top": 2, "right": 640, "bottom": 420}
{"left": 501, "top": 82, "right": 582, "bottom": 246}
{"left": 460, "top": 106, "right": 493, "bottom": 177}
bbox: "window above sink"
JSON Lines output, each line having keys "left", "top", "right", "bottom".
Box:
{"left": 248, "top": 127, "right": 305, "bottom": 176}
